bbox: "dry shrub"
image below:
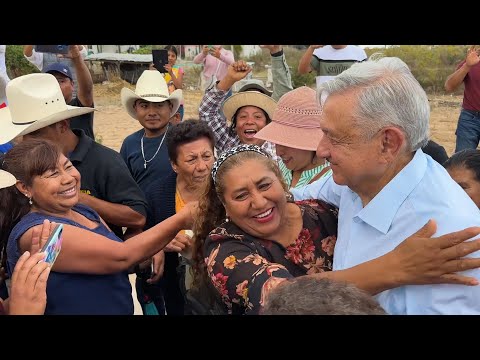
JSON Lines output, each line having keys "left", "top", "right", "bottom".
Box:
{"left": 93, "top": 76, "right": 133, "bottom": 106}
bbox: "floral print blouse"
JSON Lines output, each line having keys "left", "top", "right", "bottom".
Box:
{"left": 204, "top": 199, "right": 338, "bottom": 315}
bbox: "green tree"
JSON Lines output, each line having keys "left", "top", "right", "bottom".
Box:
{"left": 366, "top": 45, "right": 468, "bottom": 94}
{"left": 5, "top": 45, "right": 39, "bottom": 79}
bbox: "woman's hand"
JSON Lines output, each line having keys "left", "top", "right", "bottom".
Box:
{"left": 30, "top": 219, "right": 56, "bottom": 253}
{"left": 164, "top": 63, "right": 173, "bottom": 75}
{"left": 165, "top": 232, "right": 193, "bottom": 258}
{"left": 224, "top": 60, "right": 252, "bottom": 83}
{"left": 8, "top": 251, "right": 50, "bottom": 315}
{"left": 147, "top": 251, "right": 165, "bottom": 284}
{"left": 8, "top": 220, "right": 55, "bottom": 315}
{"left": 390, "top": 219, "right": 480, "bottom": 287}
{"left": 211, "top": 47, "right": 221, "bottom": 59}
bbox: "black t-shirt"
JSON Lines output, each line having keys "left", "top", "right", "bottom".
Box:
{"left": 70, "top": 129, "right": 148, "bottom": 239}
{"left": 69, "top": 97, "right": 95, "bottom": 140}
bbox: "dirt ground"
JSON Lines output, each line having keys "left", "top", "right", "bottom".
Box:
{"left": 92, "top": 81, "right": 463, "bottom": 156}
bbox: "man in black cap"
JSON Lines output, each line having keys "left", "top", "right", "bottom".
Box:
{"left": 43, "top": 45, "right": 95, "bottom": 139}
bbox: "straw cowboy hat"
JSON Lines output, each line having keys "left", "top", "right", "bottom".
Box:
{"left": 0, "top": 73, "right": 95, "bottom": 144}
{"left": 121, "top": 70, "right": 183, "bottom": 120}
{"left": 222, "top": 91, "right": 277, "bottom": 127}
{"left": 0, "top": 169, "right": 16, "bottom": 189}
{"left": 254, "top": 86, "right": 323, "bottom": 151}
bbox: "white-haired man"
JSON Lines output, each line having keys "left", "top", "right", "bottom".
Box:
{"left": 292, "top": 56, "right": 480, "bottom": 314}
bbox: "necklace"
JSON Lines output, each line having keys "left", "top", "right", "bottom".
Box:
{"left": 141, "top": 126, "right": 169, "bottom": 169}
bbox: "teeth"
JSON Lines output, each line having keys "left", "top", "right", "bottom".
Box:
{"left": 60, "top": 187, "right": 75, "bottom": 195}
{"left": 254, "top": 208, "right": 272, "bottom": 218}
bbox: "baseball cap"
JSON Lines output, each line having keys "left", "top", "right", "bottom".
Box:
{"left": 237, "top": 79, "right": 273, "bottom": 96}
{"left": 44, "top": 63, "right": 73, "bottom": 81}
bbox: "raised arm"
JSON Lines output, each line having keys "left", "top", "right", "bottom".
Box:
{"left": 193, "top": 46, "right": 209, "bottom": 64}
{"left": 298, "top": 45, "right": 323, "bottom": 74}
{"left": 216, "top": 47, "right": 235, "bottom": 66}
{"left": 445, "top": 46, "right": 480, "bottom": 92}
{"left": 18, "top": 202, "right": 195, "bottom": 275}
{"left": 23, "top": 45, "right": 43, "bottom": 71}
{"left": 165, "top": 64, "right": 183, "bottom": 90}
{"left": 198, "top": 61, "right": 251, "bottom": 154}
{"left": 69, "top": 45, "right": 93, "bottom": 107}
{"left": 260, "top": 45, "right": 293, "bottom": 101}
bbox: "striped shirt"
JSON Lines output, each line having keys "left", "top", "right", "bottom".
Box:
{"left": 199, "top": 84, "right": 278, "bottom": 160}
{"left": 280, "top": 160, "right": 331, "bottom": 189}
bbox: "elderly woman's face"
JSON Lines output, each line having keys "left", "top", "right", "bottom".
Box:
{"left": 30, "top": 153, "right": 81, "bottom": 213}
{"left": 172, "top": 137, "right": 214, "bottom": 186}
{"left": 222, "top": 159, "right": 287, "bottom": 240}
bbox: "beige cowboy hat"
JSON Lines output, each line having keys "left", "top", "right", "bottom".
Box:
{"left": 0, "top": 73, "right": 95, "bottom": 144}
{"left": 0, "top": 169, "right": 16, "bottom": 189}
{"left": 121, "top": 70, "right": 183, "bottom": 120}
{"left": 222, "top": 91, "right": 277, "bottom": 127}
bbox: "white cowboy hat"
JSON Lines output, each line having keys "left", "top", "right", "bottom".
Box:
{"left": 0, "top": 73, "right": 95, "bottom": 144}
{"left": 222, "top": 91, "right": 277, "bottom": 127}
{"left": 0, "top": 169, "right": 16, "bottom": 189}
{"left": 121, "top": 70, "right": 183, "bottom": 120}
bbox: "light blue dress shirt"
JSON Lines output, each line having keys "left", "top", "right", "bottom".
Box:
{"left": 291, "top": 149, "right": 480, "bottom": 314}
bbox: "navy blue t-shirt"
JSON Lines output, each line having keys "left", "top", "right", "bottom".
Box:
{"left": 6, "top": 204, "right": 133, "bottom": 315}
{"left": 120, "top": 128, "right": 174, "bottom": 194}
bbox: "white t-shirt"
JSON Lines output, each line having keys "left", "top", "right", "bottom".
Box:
{"left": 0, "top": 45, "right": 9, "bottom": 105}
{"left": 311, "top": 45, "right": 367, "bottom": 88}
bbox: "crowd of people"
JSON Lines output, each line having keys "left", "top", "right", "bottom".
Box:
{"left": 1, "top": 44, "right": 480, "bottom": 315}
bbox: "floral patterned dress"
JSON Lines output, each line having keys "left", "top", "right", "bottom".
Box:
{"left": 204, "top": 199, "right": 338, "bottom": 315}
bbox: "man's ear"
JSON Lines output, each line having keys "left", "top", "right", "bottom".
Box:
{"left": 381, "top": 127, "right": 406, "bottom": 160}
{"left": 57, "top": 120, "right": 70, "bottom": 133}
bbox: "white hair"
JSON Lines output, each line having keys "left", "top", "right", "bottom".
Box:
{"left": 318, "top": 56, "right": 430, "bottom": 151}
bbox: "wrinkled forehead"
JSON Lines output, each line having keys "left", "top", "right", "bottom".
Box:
{"left": 318, "top": 92, "right": 360, "bottom": 132}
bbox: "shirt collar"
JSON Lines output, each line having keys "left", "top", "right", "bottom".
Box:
{"left": 355, "top": 149, "right": 427, "bottom": 234}
{"left": 69, "top": 129, "right": 93, "bottom": 163}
